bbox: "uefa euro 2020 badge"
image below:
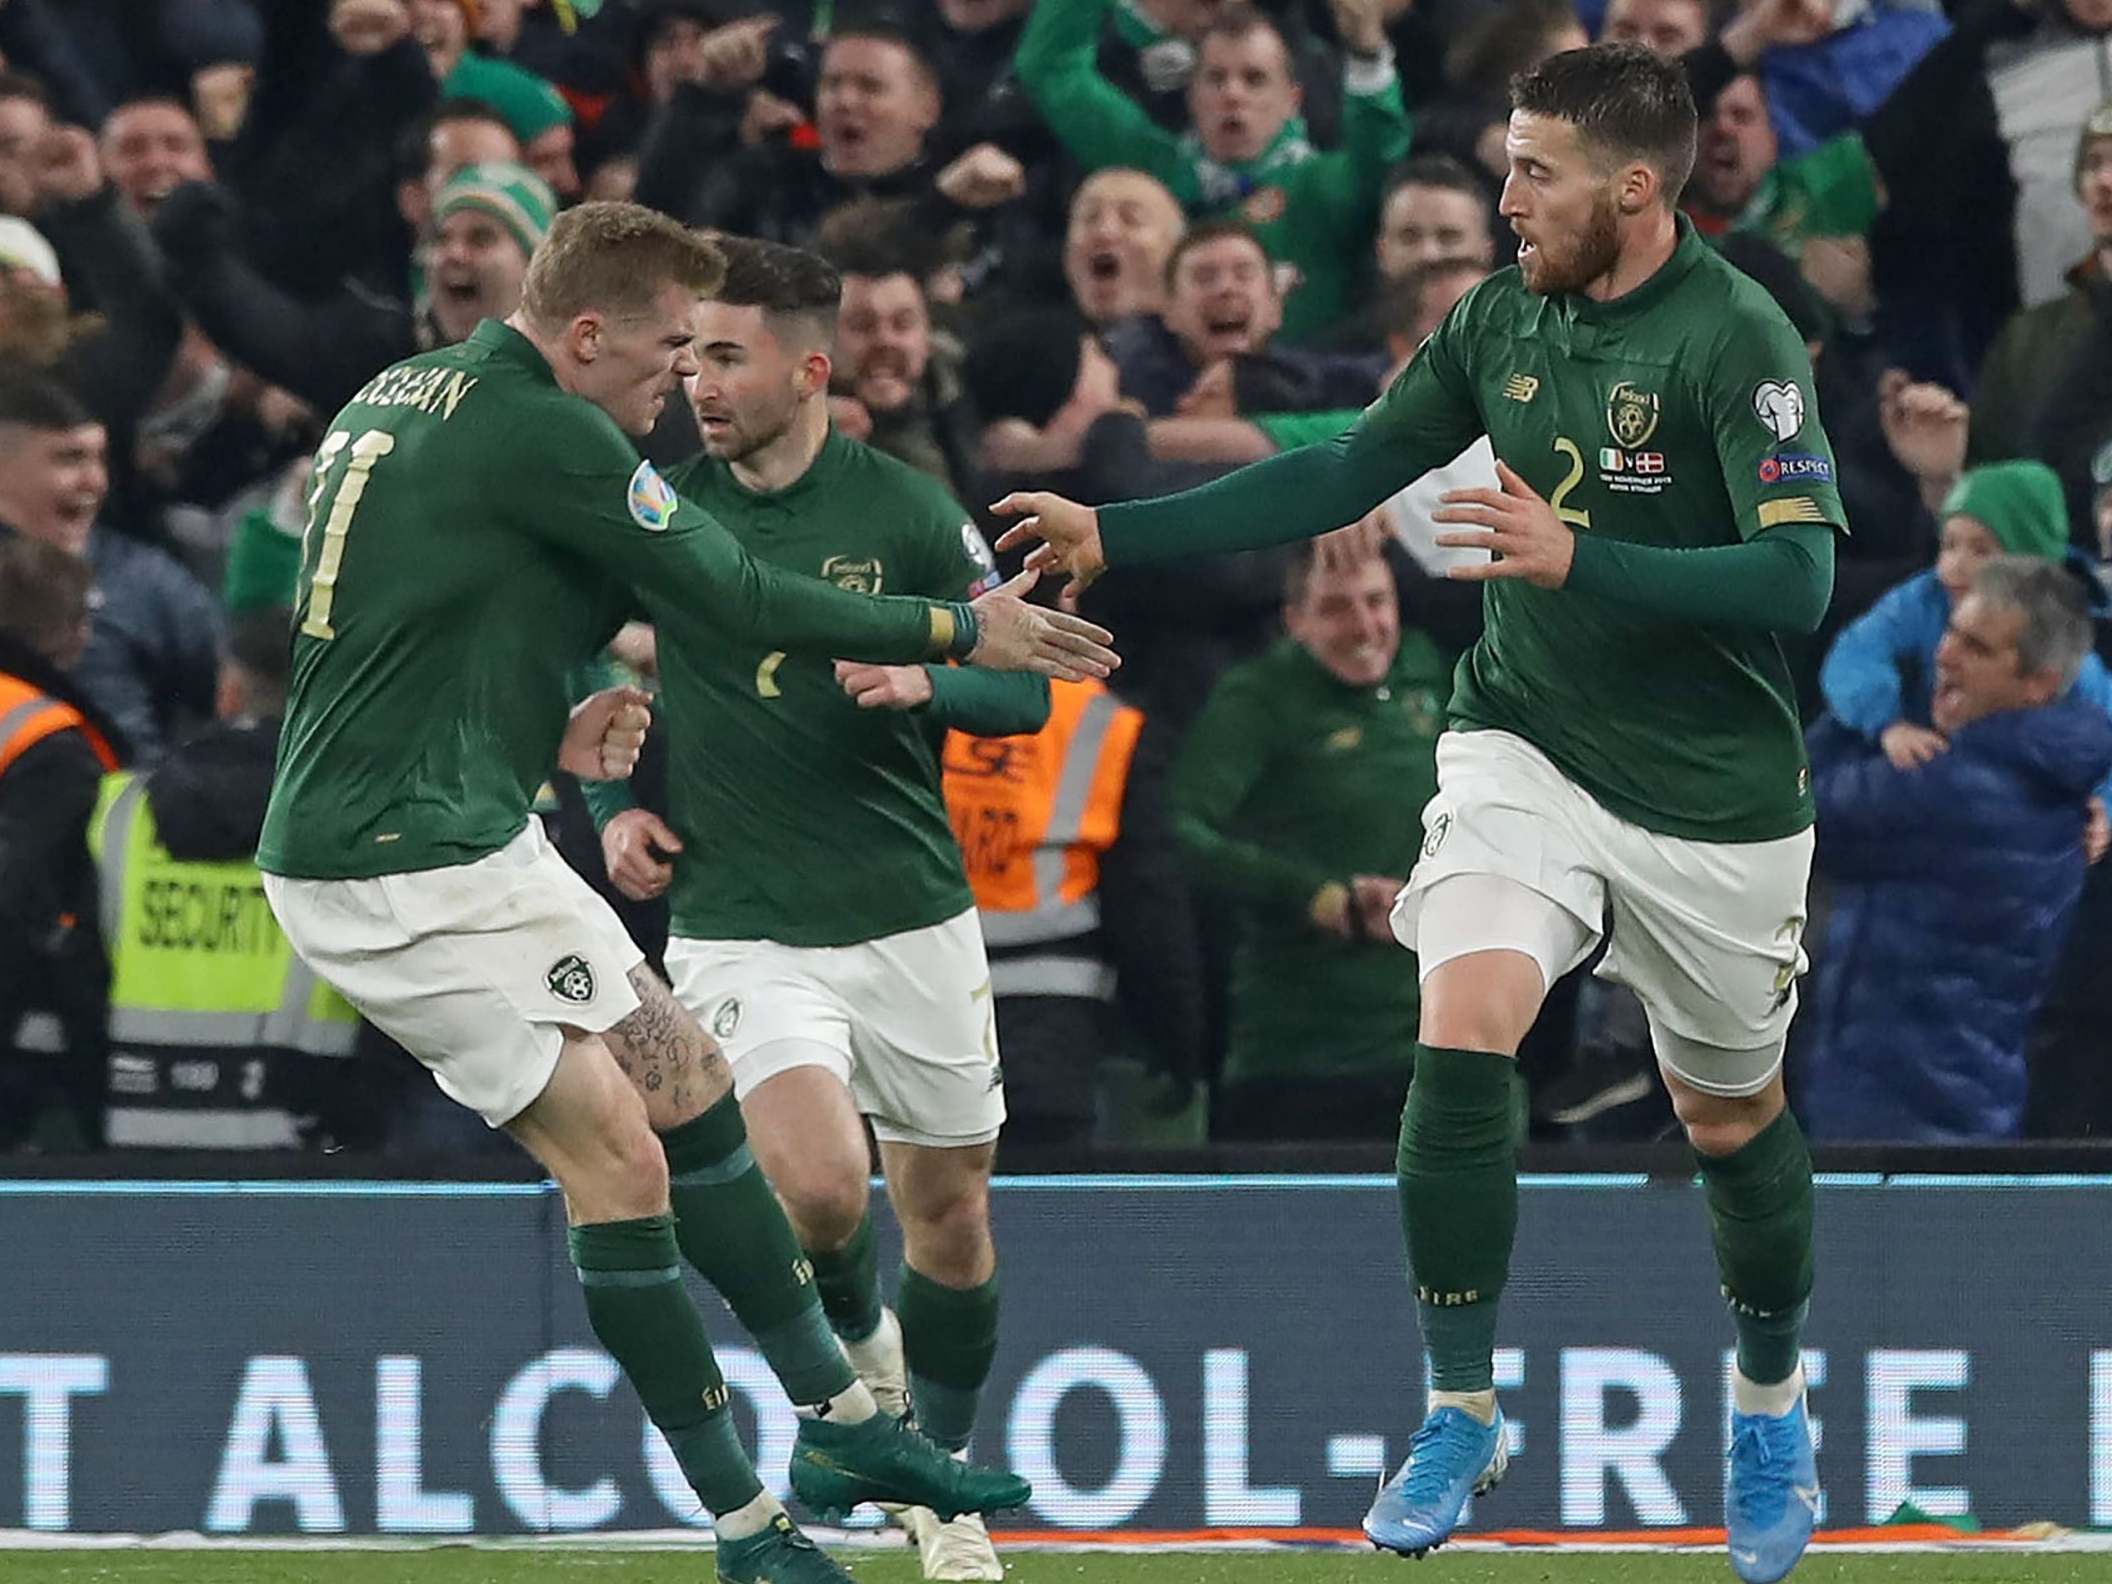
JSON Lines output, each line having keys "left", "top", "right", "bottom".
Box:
{"left": 628, "top": 460, "right": 677, "bottom": 531}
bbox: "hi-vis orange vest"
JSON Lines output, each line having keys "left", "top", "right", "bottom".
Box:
{"left": 942, "top": 678, "right": 1144, "bottom": 952}
{"left": 0, "top": 672, "right": 120, "bottom": 1055}
{"left": 0, "top": 673, "right": 118, "bottom": 779}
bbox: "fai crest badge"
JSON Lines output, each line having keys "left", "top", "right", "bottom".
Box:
{"left": 547, "top": 954, "right": 596, "bottom": 1005}
{"left": 1606, "top": 381, "right": 1661, "bottom": 448}
{"left": 627, "top": 460, "right": 677, "bottom": 531}
{"left": 1422, "top": 811, "right": 1453, "bottom": 860}
{"left": 1752, "top": 380, "right": 1805, "bottom": 443}
{"left": 1241, "top": 185, "right": 1288, "bottom": 225}
{"left": 711, "top": 997, "right": 742, "bottom": 1039}
{"left": 822, "top": 555, "right": 883, "bottom": 594}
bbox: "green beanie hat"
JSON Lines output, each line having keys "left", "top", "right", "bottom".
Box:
{"left": 1941, "top": 461, "right": 2070, "bottom": 561}
{"left": 444, "top": 54, "right": 574, "bottom": 145}
{"left": 434, "top": 162, "right": 557, "bottom": 259}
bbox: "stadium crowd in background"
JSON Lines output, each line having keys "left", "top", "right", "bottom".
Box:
{"left": 0, "top": 0, "right": 2110, "bottom": 1155}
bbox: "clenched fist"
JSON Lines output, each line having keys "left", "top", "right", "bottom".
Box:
{"left": 560, "top": 685, "right": 653, "bottom": 781}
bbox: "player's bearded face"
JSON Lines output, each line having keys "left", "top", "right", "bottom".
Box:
{"left": 1516, "top": 184, "right": 1619, "bottom": 295}
{"left": 690, "top": 365, "right": 800, "bottom": 462}
{"left": 1503, "top": 113, "right": 1627, "bottom": 296}
{"left": 689, "top": 302, "right": 804, "bottom": 461}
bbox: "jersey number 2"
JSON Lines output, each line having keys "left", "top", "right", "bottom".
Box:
{"left": 1550, "top": 437, "right": 1591, "bottom": 530}
{"left": 299, "top": 429, "right": 396, "bottom": 640}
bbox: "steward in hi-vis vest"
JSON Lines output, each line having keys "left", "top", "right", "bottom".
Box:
{"left": 943, "top": 677, "right": 1205, "bottom": 1141}
{"left": 91, "top": 611, "right": 359, "bottom": 1148}
{"left": 0, "top": 536, "right": 121, "bottom": 1146}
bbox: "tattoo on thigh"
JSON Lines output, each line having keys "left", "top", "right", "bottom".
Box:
{"left": 604, "top": 967, "right": 706, "bottom": 1114}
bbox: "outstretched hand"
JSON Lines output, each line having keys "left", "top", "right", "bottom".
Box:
{"left": 990, "top": 491, "right": 1108, "bottom": 602}
{"left": 966, "top": 567, "right": 1120, "bottom": 680}
{"left": 1432, "top": 459, "right": 1576, "bottom": 589}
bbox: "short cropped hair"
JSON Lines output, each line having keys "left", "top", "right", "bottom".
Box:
{"left": 709, "top": 234, "right": 843, "bottom": 346}
{"left": 1165, "top": 218, "right": 1272, "bottom": 289}
{"left": 1971, "top": 556, "right": 2092, "bottom": 690}
{"left": 1383, "top": 152, "right": 1497, "bottom": 210}
{"left": 521, "top": 201, "right": 725, "bottom": 328}
{"left": 825, "top": 22, "right": 940, "bottom": 97}
{"left": 815, "top": 196, "right": 956, "bottom": 281}
{"left": 1510, "top": 41, "right": 1698, "bottom": 206}
{"left": 1284, "top": 533, "right": 1396, "bottom": 608}
{"left": 1200, "top": 3, "right": 1293, "bottom": 63}
{"left": 0, "top": 373, "right": 94, "bottom": 435}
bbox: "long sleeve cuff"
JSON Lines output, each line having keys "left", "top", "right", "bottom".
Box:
{"left": 577, "top": 773, "right": 638, "bottom": 833}
{"left": 923, "top": 666, "right": 1050, "bottom": 736}
{"left": 1565, "top": 520, "right": 1836, "bottom": 634}
{"left": 1101, "top": 436, "right": 1405, "bottom": 565}
{"left": 1343, "top": 42, "right": 1398, "bottom": 96}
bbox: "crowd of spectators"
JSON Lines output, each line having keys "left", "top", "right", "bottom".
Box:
{"left": 1, "top": 0, "right": 2109, "bottom": 1156}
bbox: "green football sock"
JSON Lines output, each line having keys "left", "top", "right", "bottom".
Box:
{"left": 1695, "top": 1107, "right": 1814, "bottom": 1387}
{"left": 809, "top": 1208, "right": 885, "bottom": 1344}
{"left": 661, "top": 1094, "right": 856, "bottom": 1408}
{"left": 566, "top": 1215, "right": 761, "bottom": 1517}
{"left": 900, "top": 1263, "right": 1000, "bottom": 1453}
{"left": 1398, "top": 1045, "right": 1520, "bottom": 1394}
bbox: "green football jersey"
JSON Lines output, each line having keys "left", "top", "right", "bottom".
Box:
{"left": 1352, "top": 220, "right": 1846, "bottom": 841}
{"left": 654, "top": 431, "right": 1035, "bottom": 946}
{"left": 258, "top": 322, "right": 973, "bottom": 880}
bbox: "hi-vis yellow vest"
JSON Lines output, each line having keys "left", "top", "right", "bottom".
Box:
{"left": 88, "top": 771, "right": 357, "bottom": 1062}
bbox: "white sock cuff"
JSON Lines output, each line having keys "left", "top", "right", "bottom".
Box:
{"left": 713, "top": 1489, "right": 784, "bottom": 1541}
{"left": 1733, "top": 1360, "right": 1806, "bottom": 1417}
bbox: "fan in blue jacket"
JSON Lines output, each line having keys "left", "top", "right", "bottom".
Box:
{"left": 1819, "top": 460, "right": 2112, "bottom": 806}
{"left": 1800, "top": 556, "right": 2112, "bottom": 1141}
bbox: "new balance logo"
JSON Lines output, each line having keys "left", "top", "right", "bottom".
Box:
{"left": 1503, "top": 374, "right": 1539, "bottom": 402}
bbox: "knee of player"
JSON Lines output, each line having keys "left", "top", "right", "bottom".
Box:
{"left": 1670, "top": 1089, "right": 1782, "bottom": 1157}
{"left": 1680, "top": 1114, "right": 1760, "bottom": 1158}
{"left": 600, "top": 1118, "right": 673, "bottom": 1206}
{"left": 779, "top": 1170, "right": 870, "bottom": 1247}
{"left": 1417, "top": 997, "right": 1534, "bottom": 1057}
{"left": 899, "top": 1176, "right": 992, "bottom": 1254}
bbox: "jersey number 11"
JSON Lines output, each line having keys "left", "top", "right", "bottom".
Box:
{"left": 299, "top": 429, "right": 397, "bottom": 640}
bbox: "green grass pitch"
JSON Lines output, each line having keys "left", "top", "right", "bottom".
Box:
{"left": 6, "top": 1551, "right": 2112, "bottom": 1584}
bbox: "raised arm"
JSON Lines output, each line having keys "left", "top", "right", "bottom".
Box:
{"left": 1014, "top": 0, "right": 1192, "bottom": 194}
{"left": 1304, "top": 0, "right": 1414, "bottom": 236}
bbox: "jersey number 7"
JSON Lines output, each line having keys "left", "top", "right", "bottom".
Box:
{"left": 299, "top": 429, "right": 397, "bottom": 641}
